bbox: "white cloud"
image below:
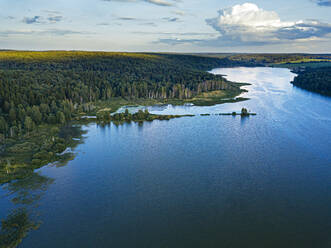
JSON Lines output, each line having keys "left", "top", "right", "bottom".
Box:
{"left": 159, "top": 3, "right": 331, "bottom": 49}
{"left": 205, "top": 3, "right": 331, "bottom": 44}
{"left": 211, "top": 3, "right": 287, "bottom": 29}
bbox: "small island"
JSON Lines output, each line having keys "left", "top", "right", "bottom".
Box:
{"left": 200, "top": 108, "right": 257, "bottom": 117}
{"left": 228, "top": 108, "right": 257, "bottom": 116}
{"left": 96, "top": 109, "right": 194, "bottom": 123}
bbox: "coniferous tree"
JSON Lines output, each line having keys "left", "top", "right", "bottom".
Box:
{"left": 24, "top": 116, "right": 34, "bottom": 132}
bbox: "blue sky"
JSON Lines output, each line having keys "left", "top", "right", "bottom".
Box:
{"left": 0, "top": 0, "right": 330, "bottom": 52}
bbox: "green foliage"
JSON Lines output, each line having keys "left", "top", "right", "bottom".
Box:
{"left": 106, "top": 109, "right": 193, "bottom": 123}
{"left": 8, "top": 109, "right": 16, "bottom": 123}
{"left": 0, "top": 169, "right": 55, "bottom": 247}
{"left": 56, "top": 111, "right": 66, "bottom": 124}
{"left": 31, "top": 106, "right": 42, "bottom": 124}
{"left": 241, "top": 108, "right": 249, "bottom": 116}
{"left": 217, "top": 53, "right": 331, "bottom": 65}
{"left": 291, "top": 66, "right": 331, "bottom": 96}
{"left": 24, "top": 117, "right": 34, "bottom": 132}
{"left": 0, "top": 51, "right": 240, "bottom": 138}
{"left": 0, "top": 117, "right": 8, "bottom": 133}
{"left": 96, "top": 111, "right": 111, "bottom": 121}
{"left": 0, "top": 124, "right": 85, "bottom": 184}
{"left": 0, "top": 208, "right": 39, "bottom": 248}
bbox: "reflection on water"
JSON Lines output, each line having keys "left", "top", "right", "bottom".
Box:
{"left": 0, "top": 124, "right": 86, "bottom": 247}
{"left": 1, "top": 67, "right": 331, "bottom": 248}
{"left": 0, "top": 173, "right": 54, "bottom": 247}
{"left": 0, "top": 208, "right": 39, "bottom": 248}
{"left": 4, "top": 173, "right": 54, "bottom": 206}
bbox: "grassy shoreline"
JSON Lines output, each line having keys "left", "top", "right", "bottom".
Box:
{"left": 89, "top": 83, "right": 249, "bottom": 115}
{"left": 1, "top": 84, "right": 249, "bottom": 185}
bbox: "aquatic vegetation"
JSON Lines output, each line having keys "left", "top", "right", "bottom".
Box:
{"left": 0, "top": 208, "right": 39, "bottom": 248}
{"left": 0, "top": 125, "right": 85, "bottom": 184}
{"left": 97, "top": 109, "right": 194, "bottom": 123}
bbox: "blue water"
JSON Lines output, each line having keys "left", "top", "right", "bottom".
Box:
{"left": 1, "top": 67, "right": 331, "bottom": 248}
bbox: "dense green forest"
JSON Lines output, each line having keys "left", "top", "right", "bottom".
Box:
{"left": 0, "top": 51, "right": 246, "bottom": 139}
{"left": 0, "top": 51, "right": 250, "bottom": 183}
{"left": 1, "top": 51, "right": 330, "bottom": 184}
{"left": 97, "top": 108, "right": 194, "bottom": 122}
{"left": 1, "top": 51, "right": 330, "bottom": 248}
{"left": 197, "top": 53, "right": 331, "bottom": 65}
{"left": 291, "top": 66, "right": 331, "bottom": 96}
{"left": 2, "top": 51, "right": 329, "bottom": 141}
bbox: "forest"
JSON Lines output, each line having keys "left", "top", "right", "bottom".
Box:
{"left": 0, "top": 51, "right": 247, "bottom": 139}
{"left": 2, "top": 51, "right": 329, "bottom": 141}
{"left": 197, "top": 53, "right": 331, "bottom": 65}
{"left": 0, "top": 51, "right": 249, "bottom": 183}
{"left": 1, "top": 51, "right": 330, "bottom": 184}
{"left": 291, "top": 66, "right": 331, "bottom": 96}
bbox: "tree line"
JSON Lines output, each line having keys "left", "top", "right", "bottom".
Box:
{"left": 291, "top": 66, "right": 331, "bottom": 96}
{"left": 0, "top": 51, "right": 239, "bottom": 138}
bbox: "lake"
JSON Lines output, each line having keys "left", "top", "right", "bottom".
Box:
{"left": 1, "top": 67, "right": 330, "bottom": 248}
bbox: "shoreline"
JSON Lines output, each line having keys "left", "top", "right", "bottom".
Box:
{"left": 0, "top": 83, "right": 249, "bottom": 185}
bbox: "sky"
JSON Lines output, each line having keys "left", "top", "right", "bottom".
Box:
{"left": 0, "top": 0, "right": 331, "bottom": 53}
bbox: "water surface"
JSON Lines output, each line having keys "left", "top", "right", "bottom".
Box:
{"left": 1, "top": 67, "right": 330, "bottom": 248}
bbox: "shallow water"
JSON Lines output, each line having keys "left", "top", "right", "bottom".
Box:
{"left": 1, "top": 67, "right": 330, "bottom": 248}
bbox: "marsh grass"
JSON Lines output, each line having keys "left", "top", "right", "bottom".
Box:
{"left": 0, "top": 124, "right": 85, "bottom": 184}
{"left": 0, "top": 208, "right": 39, "bottom": 248}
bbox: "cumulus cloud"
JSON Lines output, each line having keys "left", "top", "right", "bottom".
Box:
{"left": 206, "top": 3, "right": 331, "bottom": 42}
{"left": 160, "top": 3, "right": 331, "bottom": 47}
{"left": 312, "top": 0, "right": 331, "bottom": 6}
{"left": 102, "top": 0, "right": 178, "bottom": 6}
